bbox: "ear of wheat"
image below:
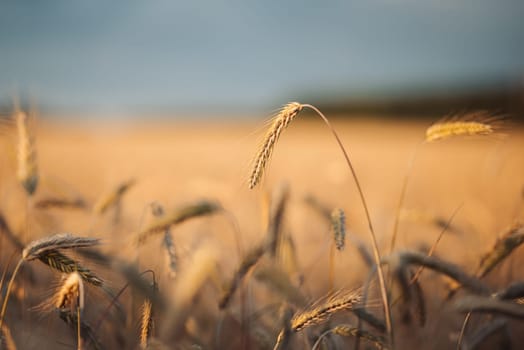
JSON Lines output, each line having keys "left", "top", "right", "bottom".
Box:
{"left": 140, "top": 279, "right": 158, "bottom": 349}
{"left": 291, "top": 289, "right": 362, "bottom": 332}
{"left": 425, "top": 111, "right": 498, "bottom": 142}
{"left": 248, "top": 102, "right": 303, "bottom": 189}
{"left": 331, "top": 208, "right": 346, "bottom": 251}
{"left": 23, "top": 233, "right": 100, "bottom": 260}
{"left": 136, "top": 201, "right": 221, "bottom": 245}
{"left": 15, "top": 108, "right": 38, "bottom": 195}
{"left": 55, "top": 272, "right": 86, "bottom": 350}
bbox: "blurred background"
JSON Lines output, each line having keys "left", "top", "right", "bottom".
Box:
{"left": 1, "top": 0, "right": 523, "bottom": 119}
{"left": 1, "top": 3, "right": 524, "bottom": 348}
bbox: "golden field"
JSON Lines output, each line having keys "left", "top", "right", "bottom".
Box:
{"left": 0, "top": 113, "right": 523, "bottom": 349}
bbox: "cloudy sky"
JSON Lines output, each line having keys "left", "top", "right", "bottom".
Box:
{"left": 1, "top": 0, "right": 523, "bottom": 113}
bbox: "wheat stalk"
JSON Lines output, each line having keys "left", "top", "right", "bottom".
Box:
{"left": 249, "top": 102, "right": 393, "bottom": 344}
{"left": 272, "top": 304, "right": 294, "bottom": 350}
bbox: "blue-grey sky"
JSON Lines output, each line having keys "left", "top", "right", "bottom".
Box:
{"left": 1, "top": 0, "right": 523, "bottom": 114}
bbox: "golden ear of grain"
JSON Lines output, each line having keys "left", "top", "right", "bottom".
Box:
{"left": 15, "top": 109, "right": 38, "bottom": 195}
{"left": 291, "top": 289, "right": 362, "bottom": 332}
{"left": 331, "top": 208, "right": 346, "bottom": 251}
{"left": 39, "top": 250, "right": 103, "bottom": 286}
{"left": 55, "top": 272, "right": 83, "bottom": 310}
{"left": 425, "top": 114, "right": 494, "bottom": 142}
{"left": 248, "top": 102, "right": 303, "bottom": 189}
{"left": 140, "top": 300, "right": 154, "bottom": 349}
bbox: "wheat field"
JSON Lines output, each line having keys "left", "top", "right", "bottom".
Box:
{"left": 0, "top": 110, "right": 523, "bottom": 349}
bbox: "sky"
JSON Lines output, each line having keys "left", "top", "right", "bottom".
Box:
{"left": 0, "top": 0, "right": 523, "bottom": 114}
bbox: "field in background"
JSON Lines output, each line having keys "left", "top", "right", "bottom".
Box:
{"left": 1, "top": 116, "right": 523, "bottom": 349}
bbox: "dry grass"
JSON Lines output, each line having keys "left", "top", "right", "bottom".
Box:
{"left": 0, "top": 106, "right": 523, "bottom": 349}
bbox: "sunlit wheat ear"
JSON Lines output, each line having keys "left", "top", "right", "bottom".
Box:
{"left": 93, "top": 178, "right": 136, "bottom": 215}
{"left": 425, "top": 111, "right": 499, "bottom": 142}
{"left": 15, "top": 107, "right": 38, "bottom": 196}
{"left": 331, "top": 208, "right": 346, "bottom": 251}
{"left": 291, "top": 289, "right": 362, "bottom": 332}
{"left": 140, "top": 279, "right": 158, "bottom": 349}
{"left": 56, "top": 272, "right": 84, "bottom": 312}
{"left": 248, "top": 102, "right": 303, "bottom": 189}
{"left": 55, "top": 272, "right": 85, "bottom": 350}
